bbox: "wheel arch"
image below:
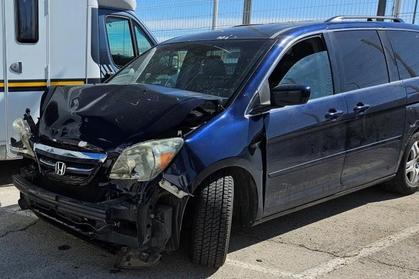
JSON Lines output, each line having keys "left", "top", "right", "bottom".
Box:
{"left": 188, "top": 158, "right": 263, "bottom": 227}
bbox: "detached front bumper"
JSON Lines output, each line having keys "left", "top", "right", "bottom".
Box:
{"left": 13, "top": 175, "right": 140, "bottom": 248}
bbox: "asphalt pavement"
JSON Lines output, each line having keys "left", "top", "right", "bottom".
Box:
{"left": 1, "top": 160, "right": 419, "bottom": 279}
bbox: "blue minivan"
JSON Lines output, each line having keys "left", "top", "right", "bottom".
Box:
{"left": 12, "top": 16, "right": 419, "bottom": 268}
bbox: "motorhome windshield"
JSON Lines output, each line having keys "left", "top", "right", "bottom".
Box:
{"left": 108, "top": 40, "right": 270, "bottom": 98}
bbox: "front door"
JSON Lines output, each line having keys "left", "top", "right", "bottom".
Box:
{"left": 263, "top": 35, "right": 347, "bottom": 216}
{"left": 4, "top": 0, "right": 48, "bottom": 158}
{"left": 327, "top": 30, "right": 406, "bottom": 188}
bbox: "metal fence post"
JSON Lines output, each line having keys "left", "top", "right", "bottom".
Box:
{"left": 212, "top": 0, "right": 219, "bottom": 30}
{"left": 413, "top": 0, "right": 418, "bottom": 23}
{"left": 392, "top": 0, "right": 403, "bottom": 17}
{"left": 242, "top": 0, "right": 252, "bottom": 25}
{"left": 376, "top": 0, "right": 387, "bottom": 17}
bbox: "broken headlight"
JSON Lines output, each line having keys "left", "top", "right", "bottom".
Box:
{"left": 109, "top": 138, "right": 184, "bottom": 181}
{"left": 11, "top": 118, "right": 35, "bottom": 158}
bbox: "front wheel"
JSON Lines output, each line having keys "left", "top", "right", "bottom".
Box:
{"left": 383, "top": 132, "right": 419, "bottom": 195}
{"left": 190, "top": 174, "right": 234, "bottom": 268}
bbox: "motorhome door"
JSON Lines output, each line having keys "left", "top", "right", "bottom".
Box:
{"left": 4, "top": 0, "right": 48, "bottom": 159}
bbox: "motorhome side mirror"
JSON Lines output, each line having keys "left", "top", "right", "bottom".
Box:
{"left": 270, "top": 85, "right": 311, "bottom": 107}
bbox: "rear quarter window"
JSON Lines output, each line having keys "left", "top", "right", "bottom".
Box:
{"left": 387, "top": 30, "right": 419, "bottom": 80}
{"left": 331, "top": 30, "right": 389, "bottom": 92}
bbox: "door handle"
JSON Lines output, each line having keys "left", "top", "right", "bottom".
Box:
{"left": 325, "top": 109, "right": 344, "bottom": 120}
{"left": 353, "top": 103, "right": 370, "bottom": 113}
{"left": 10, "top": 62, "right": 22, "bottom": 74}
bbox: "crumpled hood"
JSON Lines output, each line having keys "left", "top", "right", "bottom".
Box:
{"left": 38, "top": 84, "right": 221, "bottom": 151}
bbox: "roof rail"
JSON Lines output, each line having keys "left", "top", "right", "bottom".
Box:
{"left": 326, "top": 16, "right": 404, "bottom": 23}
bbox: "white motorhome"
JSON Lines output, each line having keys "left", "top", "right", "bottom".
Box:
{"left": 0, "top": 0, "right": 157, "bottom": 160}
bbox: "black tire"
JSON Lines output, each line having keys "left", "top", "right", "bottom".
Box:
{"left": 383, "top": 132, "right": 419, "bottom": 195}
{"left": 190, "top": 174, "right": 234, "bottom": 268}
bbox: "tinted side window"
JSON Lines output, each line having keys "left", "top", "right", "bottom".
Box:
{"left": 106, "top": 17, "right": 135, "bottom": 67}
{"left": 332, "top": 31, "right": 388, "bottom": 92}
{"left": 269, "top": 36, "right": 334, "bottom": 100}
{"left": 387, "top": 31, "right": 419, "bottom": 80}
{"left": 15, "top": 0, "right": 39, "bottom": 43}
{"left": 134, "top": 25, "right": 152, "bottom": 55}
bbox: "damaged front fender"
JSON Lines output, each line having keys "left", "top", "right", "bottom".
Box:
{"left": 161, "top": 107, "right": 266, "bottom": 222}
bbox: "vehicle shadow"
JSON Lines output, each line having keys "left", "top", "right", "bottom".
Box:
{"left": 0, "top": 160, "right": 24, "bottom": 186}
{"left": 0, "top": 186, "right": 405, "bottom": 278}
{"left": 228, "top": 186, "right": 402, "bottom": 253}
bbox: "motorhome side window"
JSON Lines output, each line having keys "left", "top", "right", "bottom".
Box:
{"left": 106, "top": 17, "right": 135, "bottom": 67}
{"left": 134, "top": 24, "right": 152, "bottom": 54}
{"left": 15, "top": 0, "right": 39, "bottom": 43}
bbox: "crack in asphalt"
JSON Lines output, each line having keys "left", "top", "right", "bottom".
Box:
{"left": 366, "top": 258, "right": 419, "bottom": 273}
{"left": 269, "top": 238, "right": 347, "bottom": 259}
{"left": 273, "top": 240, "right": 356, "bottom": 259}
{"left": 0, "top": 220, "right": 39, "bottom": 238}
{"left": 236, "top": 231, "right": 350, "bottom": 259}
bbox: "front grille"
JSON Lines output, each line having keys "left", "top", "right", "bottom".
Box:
{"left": 34, "top": 143, "right": 107, "bottom": 186}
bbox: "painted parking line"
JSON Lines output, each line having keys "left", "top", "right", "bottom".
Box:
{"left": 297, "top": 222, "right": 419, "bottom": 278}
{"left": 226, "top": 223, "right": 419, "bottom": 279}
{"left": 226, "top": 259, "right": 300, "bottom": 278}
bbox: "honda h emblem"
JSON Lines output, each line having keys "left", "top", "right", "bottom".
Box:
{"left": 55, "top": 161, "right": 67, "bottom": 176}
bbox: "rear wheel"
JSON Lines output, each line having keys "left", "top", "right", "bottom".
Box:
{"left": 190, "top": 174, "right": 234, "bottom": 268}
{"left": 383, "top": 133, "right": 419, "bottom": 195}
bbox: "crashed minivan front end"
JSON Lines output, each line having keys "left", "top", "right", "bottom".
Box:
{"left": 12, "top": 83, "right": 224, "bottom": 264}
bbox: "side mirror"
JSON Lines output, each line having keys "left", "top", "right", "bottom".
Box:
{"left": 271, "top": 85, "right": 311, "bottom": 107}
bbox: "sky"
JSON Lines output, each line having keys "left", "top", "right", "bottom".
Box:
{"left": 135, "top": 0, "right": 417, "bottom": 41}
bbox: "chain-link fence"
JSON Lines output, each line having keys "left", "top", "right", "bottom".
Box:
{"left": 398, "top": 0, "right": 419, "bottom": 22}
{"left": 137, "top": 0, "right": 419, "bottom": 41}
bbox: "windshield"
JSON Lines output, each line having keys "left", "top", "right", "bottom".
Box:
{"left": 108, "top": 40, "right": 270, "bottom": 99}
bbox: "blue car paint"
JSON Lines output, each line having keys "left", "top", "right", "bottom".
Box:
{"left": 163, "top": 20, "right": 419, "bottom": 223}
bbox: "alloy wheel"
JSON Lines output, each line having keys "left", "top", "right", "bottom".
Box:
{"left": 406, "top": 141, "right": 419, "bottom": 185}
